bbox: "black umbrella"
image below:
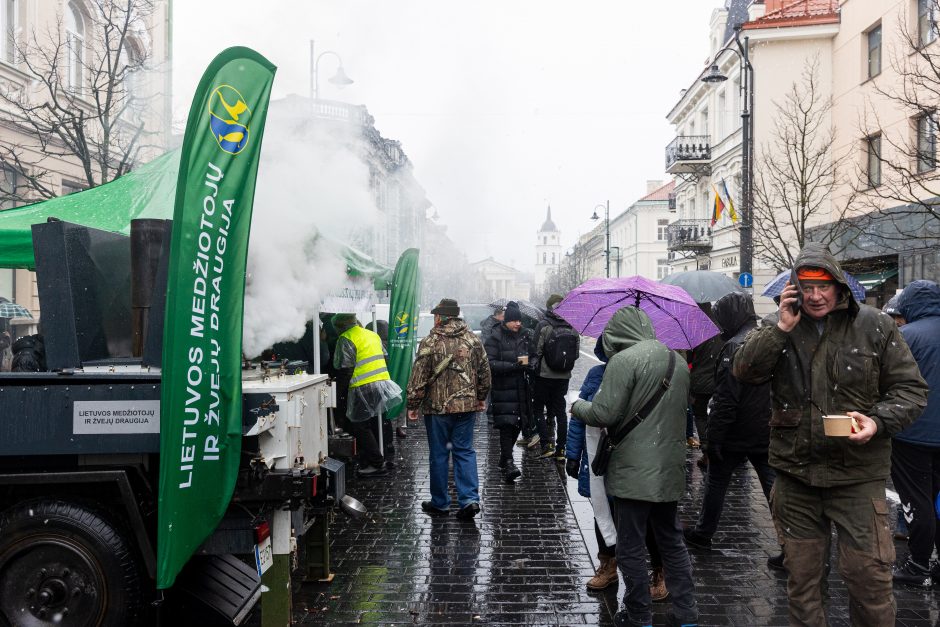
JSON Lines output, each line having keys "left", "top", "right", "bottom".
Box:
{"left": 488, "top": 298, "right": 545, "bottom": 321}
{"left": 660, "top": 270, "right": 744, "bottom": 304}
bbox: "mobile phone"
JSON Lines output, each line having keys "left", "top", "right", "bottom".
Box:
{"left": 788, "top": 269, "right": 803, "bottom": 315}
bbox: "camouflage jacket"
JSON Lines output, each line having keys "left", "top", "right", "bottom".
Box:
{"left": 406, "top": 318, "right": 491, "bottom": 415}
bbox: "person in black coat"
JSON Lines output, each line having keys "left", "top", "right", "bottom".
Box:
{"left": 485, "top": 301, "right": 537, "bottom": 483}
{"left": 684, "top": 292, "right": 783, "bottom": 568}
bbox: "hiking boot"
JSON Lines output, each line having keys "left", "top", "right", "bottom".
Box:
{"left": 650, "top": 566, "right": 669, "bottom": 601}
{"left": 893, "top": 557, "right": 933, "bottom": 590}
{"left": 503, "top": 462, "right": 521, "bottom": 483}
{"left": 526, "top": 434, "right": 541, "bottom": 449}
{"left": 586, "top": 555, "right": 618, "bottom": 590}
{"left": 767, "top": 552, "right": 786, "bottom": 572}
{"left": 421, "top": 501, "right": 449, "bottom": 516}
{"left": 456, "top": 502, "right": 481, "bottom": 520}
{"left": 682, "top": 528, "right": 712, "bottom": 550}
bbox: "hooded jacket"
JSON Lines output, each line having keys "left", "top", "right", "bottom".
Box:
{"left": 896, "top": 280, "right": 940, "bottom": 447}
{"left": 566, "top": 340, "right": 609, "bottom": 498}
{"left": 733, "top": 243, "right": 928, "bottom": 486}
{"left": 706, "top": 292, "right": 770, "bottom": 453}
{"left": 571, "top": 307, "right": 690, "bottom": 502}
{"left": 485, "top": 323, "right": 537, "bottom": 429}
{"left": 406, "top": 318, "right": 491, "bottom": 415}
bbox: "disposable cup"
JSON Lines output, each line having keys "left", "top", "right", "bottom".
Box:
{"left": 518, "top": 355, "right": 529, "bottom": 366}
{"left": 823, "top": 415, "right": 859, "bottom": 436}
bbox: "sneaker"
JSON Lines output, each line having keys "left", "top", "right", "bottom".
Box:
{"left": 682, "top": 528, "right": 712, "bottom": 550}
{"left": 503, "top": 463, "right": 521, "bottom": 483}
{"left": 456, "top": 502, "right": 481, "bottom": 520}
{"left": 526, "top": 434, "right": 541, "bottom": 449}
{"left": 421, "top": 501, "right": 449, "bottom": 516}
{"left": 893, "top": 557, "right": 933, "bottom": 590}
{"left": 554, "top": 448, "right": 567, "bottom": 461}
{"left": 515, "top": 437, "right": 529, "bottom": 447}
{"left": 687, "top": 437, "right": 700, "bottom": 448}
{"left": 767, "top": 552, "right": 786, "bottom": 571}
{"left": 357, "top": 463, "right": 387, "bottom": 477}
{"left": 538, "top": 445, "right": 555, "bottom": 459}
{"left": 650, "top": 567, "right": 669, "bottom": 601}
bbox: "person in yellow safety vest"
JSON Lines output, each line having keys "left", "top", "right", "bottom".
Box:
{"left": 332, "top": 313, "right": 403, "bottom": 477}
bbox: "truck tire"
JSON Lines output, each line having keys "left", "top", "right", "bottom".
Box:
{"left": 0, "top": 498, "right": 142, "bottom": 627}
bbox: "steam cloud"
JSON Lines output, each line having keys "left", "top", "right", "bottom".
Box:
{"left": 241, "top": 97, "right": 379, "bottom": 358}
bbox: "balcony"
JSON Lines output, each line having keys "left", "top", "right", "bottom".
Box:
{"left": 665, "top": 135, "right": 711, "bottom": 174}
{"left": 666, "top": 219, "right": 712, "bottom": 253}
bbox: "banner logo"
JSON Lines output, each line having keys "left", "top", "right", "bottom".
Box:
{"left": 208, "top": 85, "right": 251, "bottom": 154}
{"left": 394, "top": 311, "right": 410, "bottom": 339}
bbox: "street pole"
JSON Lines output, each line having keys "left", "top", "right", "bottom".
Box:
{"left": 738, "top": 33, "right": 753, "bottom": 277}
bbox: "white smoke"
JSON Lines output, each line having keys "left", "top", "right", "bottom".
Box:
{"left": 241, "top": 96, "right": 379, "bottom": 358}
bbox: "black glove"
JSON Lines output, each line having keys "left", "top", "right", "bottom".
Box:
{"left": 565, "top": 458, "right": 580, "bottom": 479}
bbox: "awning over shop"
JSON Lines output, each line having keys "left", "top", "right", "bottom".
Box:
{"left": 853, "top": 268, "right": 898, "bottom": 291}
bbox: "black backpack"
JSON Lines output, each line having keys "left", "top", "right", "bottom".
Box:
{"left": 543, "top": 322, "right": 579, "bottom": 372}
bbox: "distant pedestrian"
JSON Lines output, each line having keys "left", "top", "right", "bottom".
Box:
{"left": 332, "top": 313, "right": 403, "bottom": 477}
{"left": 892, "top": 280, "right": 940, "bottom": 589}
{"left": 571, "top": 306, "right": 696, "bottom": 627}
{"left": 682, "top": 292, "right": 783, "bottom": 570}
{"left": 533, "top": 293, "right": 579, "bottom": 460}
{"left": 407, "top": 298, "right": 490, "bottom": 519}
{"left": 734, "top": 243, "right": 928, "bottom": 625}
{"left": 485, "top": 301, "right": 537, "bottom": 484}
{"left": 481, "top": 305, "right": 504, "bottom": 344}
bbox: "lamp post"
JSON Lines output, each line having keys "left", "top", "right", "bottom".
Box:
{"left": 590, "top": 200, "right": 610, "bottom": 278}
{"left": 309, "top": 40, "right": 354, "bottom": 100}
{"left": 701, "top": 26, "right": 753, "bottom": 278}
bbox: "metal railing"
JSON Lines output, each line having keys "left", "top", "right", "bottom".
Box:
{"left": 665, "top": 135, "right": 711, "bottom": 171}
{"left": 666, "top": 219, "right": 713, "bottom": 252}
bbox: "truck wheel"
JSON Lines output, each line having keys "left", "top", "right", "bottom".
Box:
{"left": 0, "top": 499, "right": 142, "bottom": 627}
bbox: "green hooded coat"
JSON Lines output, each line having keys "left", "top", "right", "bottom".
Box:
{"left": 570, "top": 307, "right": 690, "bottom": 502}
{"left": 733, "top": 243, "right": 928, "bottom": 487}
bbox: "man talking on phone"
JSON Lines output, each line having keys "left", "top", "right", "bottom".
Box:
{"left": 733, "top": 242, "right": 928, "bottom": 626}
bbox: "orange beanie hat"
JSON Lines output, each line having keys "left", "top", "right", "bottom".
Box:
{"left": 796, "top": 267, "right": 835, "bottom": 281}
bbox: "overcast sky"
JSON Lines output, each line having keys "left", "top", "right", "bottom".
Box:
{"left": 173, "top": 1, "right": 718, "bottom": 272}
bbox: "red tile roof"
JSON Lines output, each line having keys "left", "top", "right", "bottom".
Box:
{"left": 742, "top": 0, "right": 839, "bottom": 30}
{"left": 640, "top": 180, "right": 676, "bottom": 202}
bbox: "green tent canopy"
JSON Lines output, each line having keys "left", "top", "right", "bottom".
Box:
{"left": 0, "top": 149, "right": 393, "bottom": 289}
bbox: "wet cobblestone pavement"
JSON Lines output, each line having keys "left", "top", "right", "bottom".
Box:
{"left": 289, "top": 354, "right": 940, "bottom": 626}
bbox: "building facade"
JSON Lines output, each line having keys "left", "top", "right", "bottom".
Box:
{"left": 468, "top": 257, "right": 531, "bottom": 302}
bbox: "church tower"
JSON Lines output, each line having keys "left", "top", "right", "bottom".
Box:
{"left": 534, "top": 205, "right": 562, "bottom": 293}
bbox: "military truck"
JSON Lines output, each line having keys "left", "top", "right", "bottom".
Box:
{"left": 0, "top": 218, "right": 345, "bottom": 626}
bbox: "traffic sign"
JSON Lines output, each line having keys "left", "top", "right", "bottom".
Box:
{"left": 739, "top": 272, "right": 753, "bottom": 288}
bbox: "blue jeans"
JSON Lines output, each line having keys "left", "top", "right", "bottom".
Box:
{"left": 424, "top": 412, "right": 480, "bottom": 509}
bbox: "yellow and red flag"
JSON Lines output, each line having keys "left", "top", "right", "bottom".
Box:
{"left": 711, "top": 185, "right": 725, "bottom": 226}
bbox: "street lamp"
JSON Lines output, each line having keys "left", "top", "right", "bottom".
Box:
{"left": 309, "top": 40, "right": 354, "bottom": 100}
{"left": 590, "top": 200, "right": 610, "bottom": 278}
{"left": 700, "top": 26, "right": 754, "bottom": 278}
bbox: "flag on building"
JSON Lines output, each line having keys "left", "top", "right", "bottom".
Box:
{"left": 721, "top": 178, "right": 739, "bottom": 223}
{"left": 711, "top": 185, "right": 726, "bottom": 226}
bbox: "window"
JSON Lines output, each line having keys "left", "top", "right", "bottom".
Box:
{"left": 0, "top": 0, "right": 14, "bottom": 64}
{"left": 61, "top": 180, "right": 85, "bottom": 196}
{"left": 656, "top": 259, "right": 670, "bottom": 280}
{"left": 867, "top": 25, "right": 882, "bottom": 79}
{"left": 866, "top": 134, "right": 882, "bottom": 187}
{"left": 657, "top": 219, "right": 669, "bottom": 241}
{"left": 717, "top": 90, "right": 726, "bottom": 138}
{"left": 65, "top": 2, "right": 84, "bottom": 92}
{"left": 0, "top": 166, "right": 15, "bottom": 209}
{"left": 917, "top": 112, "right": 937, "bottom": 173}
{"left": 919, "top": 0, "right": 937, "bottom": 47}
{"left": 551, "top": 252, "right": 555, "bottom": 264}
{"left": 542, "top": 252, "right": 546, "bottom": 264}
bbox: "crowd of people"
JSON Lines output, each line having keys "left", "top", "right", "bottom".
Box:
{"left": 326, "top": 243, "right": 939, "bottom": 627}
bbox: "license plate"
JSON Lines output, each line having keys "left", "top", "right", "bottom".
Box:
{"left": 254, "top": 536, "right": 273, "bottom": 576}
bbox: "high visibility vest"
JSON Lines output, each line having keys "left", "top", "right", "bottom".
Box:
{"left": 342, "top": 325, "right": 391, "bottom": 389}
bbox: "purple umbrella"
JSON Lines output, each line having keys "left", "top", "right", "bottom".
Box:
{"left": 554, "top": 276, "right": 720, "bottom": 350}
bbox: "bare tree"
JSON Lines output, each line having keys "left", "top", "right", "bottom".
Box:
{"left": 543, "top": 242, "right": 591, "bottom": 297}
{"left": 0, "top": 0, "right": 159, "bottom": 205}
{"left": 752, "top": 57, "right": 858, "bottom": 271}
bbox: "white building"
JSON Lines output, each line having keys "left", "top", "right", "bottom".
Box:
{"left": 534, "top": 205, "right": 562, "bottom": 293}
{"left": 614, "top": 180, "right": 676, "bottom": 280}
{"left": 468, "top": 258, "right": 531, "bottom": 302}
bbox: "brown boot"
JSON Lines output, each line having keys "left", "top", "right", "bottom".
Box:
{"left": 650, "top": 567, "right": 669, "bottom": 601}
{"left": 586, "top": 555, "right": 618, "bottom": 590}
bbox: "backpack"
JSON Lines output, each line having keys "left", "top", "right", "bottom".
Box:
{"left": 543, "top": 322, "right": 579, "bottom": 372}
